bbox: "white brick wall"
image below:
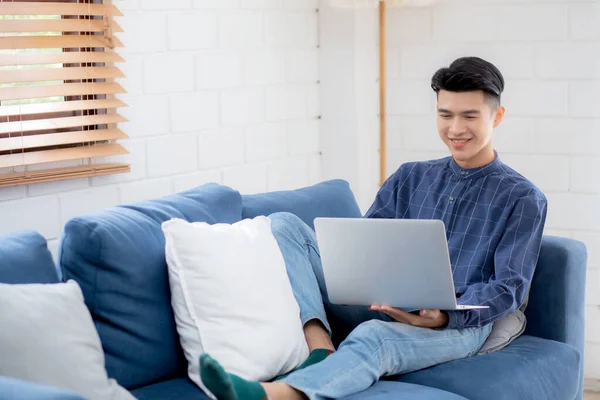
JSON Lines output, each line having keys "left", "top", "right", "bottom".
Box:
{"left": 5, "top": 0, "right": 598, "bottom": 383}
{"left": 384, "top": 0, "right": 600, "bottom": 382}
{"left": 197, "top": 52, "right": 242, "bottom": 89}
{"left": 221, "top": 88, "right": 266, "bottom": 125}
{"left": 167, "top": 13, "right": 218, "bottom": 51}
{"left": 0, "top": 0, "right": 321, "bottom": 259}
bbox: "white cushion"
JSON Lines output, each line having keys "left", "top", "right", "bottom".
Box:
{"left": 0, "top": 280, "right": 135, "bottom": 400}
{"left": 162, "top": 216, "right": 309, "bottom": 394}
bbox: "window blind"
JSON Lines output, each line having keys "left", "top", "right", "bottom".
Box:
{"left": 0, "top": 0, "right": 129, "bottom": 188}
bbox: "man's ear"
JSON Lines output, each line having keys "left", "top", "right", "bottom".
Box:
{"left": 493, "top": 106, "right": 506, "bottom": 128}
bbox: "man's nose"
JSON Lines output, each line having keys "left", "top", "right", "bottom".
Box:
{"left": 449, "top": 118, "right": 465, "bottom": 135}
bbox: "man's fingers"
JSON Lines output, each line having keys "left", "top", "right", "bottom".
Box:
{"left": 371, "top": 304, "right": 410, "bottom": 323}
{"left": 381, "top": 310, "right": 409, "bottom": 324}
{"left": 380, "top": 306, "right": 418, "bottom": 324}
{"left": 378, "top": 305, "right": 403, "bottom": 320}
{"left": 370, "top": 305, "right": 442, "bottom": 327}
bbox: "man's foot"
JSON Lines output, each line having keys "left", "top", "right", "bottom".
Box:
{"left": 274, "top": 348, "right": 334, "bottom": 381}
{"left": 199, "top": 354, "right": 267, "bottom": 400}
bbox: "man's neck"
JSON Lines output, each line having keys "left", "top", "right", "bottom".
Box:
{"left": 454, "top": 148, "right": 496, "bottom": 169}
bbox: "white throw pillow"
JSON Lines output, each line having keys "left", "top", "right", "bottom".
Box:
{"left": 0, "top": 280, "right": 135, "bottom": 400}
{"left": 162, "top": 216, "right": 309, "bottom": 394}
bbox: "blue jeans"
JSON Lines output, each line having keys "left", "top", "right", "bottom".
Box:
{"left": 269, "top": 212, "right": 493, "bottom": 400}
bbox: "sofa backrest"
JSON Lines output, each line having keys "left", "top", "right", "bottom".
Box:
{"left": 0, "top": 231, "right": 58, "bottom": 284}
{"left": 58, "top": 183, "right": 242, "bottom": 390}
{"left": 525, "top": 235, "right": 587, "bottom": 400}
{"left": 242, "top": 179, "right": 362, "bottom": 229}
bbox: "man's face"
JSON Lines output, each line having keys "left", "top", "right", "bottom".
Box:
{"left": 436, "top": 90, "right": 504, "bottom": 168}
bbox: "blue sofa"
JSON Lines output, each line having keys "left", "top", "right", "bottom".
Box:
{"left": 0, "top": 180, "right": 587, "bottom": 400}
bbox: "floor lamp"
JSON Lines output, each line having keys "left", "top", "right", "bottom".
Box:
{"left": 377, "top": 0, "right": 439, "bottom": 185}
{"left": 379, "top": 0, "right": 387, "bottom": 186}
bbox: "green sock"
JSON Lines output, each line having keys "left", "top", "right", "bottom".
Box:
{"left": 199, "top": 354, "right": 267, "bottom": 400}
{"left": 274, "top": 348, "right": 334, "bottom": 381}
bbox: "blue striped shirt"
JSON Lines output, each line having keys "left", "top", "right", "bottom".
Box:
{"left": 364, "top": 154, "right": 548, "bottom": 329}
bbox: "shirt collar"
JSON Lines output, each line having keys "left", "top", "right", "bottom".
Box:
{"left": 449, "top": 151, "right": 502, "bottom": 180}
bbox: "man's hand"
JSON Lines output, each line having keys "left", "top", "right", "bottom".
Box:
{"left": 370, "top": 304, "right": 449, "bottom": 328}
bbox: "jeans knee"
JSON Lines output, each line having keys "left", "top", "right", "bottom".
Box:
{"left": 269, "top": 212, "right": 313, "bottom": 239}
{"left": 337, "top": 321, "right": 389, "bottom": 367}
{"left": 344, "top": 320, "right": 389, "bottom": 347}
{"left": 269, "top": 211, "right": 304, "bottom": 225}
{"left": 342, "top": 320, "right": 404, "bottom": 375}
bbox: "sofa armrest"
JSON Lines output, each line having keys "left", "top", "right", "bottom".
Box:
{"left": 524, "top": 235, "right": 587, "bottom": 399}
{"left": 0, "top": 376, "right": 85, "bottom": 400}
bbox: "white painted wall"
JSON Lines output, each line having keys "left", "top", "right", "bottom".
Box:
{"left": 0, "top": 0, "right": 321, "bottom": 257}
{"left": 380, "top": 0, "right": 600, "bottom": 383}
{"left": 319, "top": 5, "right": 380, "bottom": 210}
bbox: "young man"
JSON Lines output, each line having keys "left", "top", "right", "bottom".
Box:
{"left": 199, "top": 57, "right": 548, "bottom": 400}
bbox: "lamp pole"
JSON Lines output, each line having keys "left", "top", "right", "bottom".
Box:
{"left": 378, "top": 0, "right": 387, "bottom": 186}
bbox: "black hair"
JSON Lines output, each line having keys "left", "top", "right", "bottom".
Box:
{"left": 431, "top": 57, "right": 505, "bottom": 108}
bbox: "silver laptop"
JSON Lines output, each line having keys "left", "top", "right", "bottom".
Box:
{"left": 313, "top": 217, "right": 488, "bottom": 311}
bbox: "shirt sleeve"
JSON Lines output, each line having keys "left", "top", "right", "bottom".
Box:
{"left": 364, "top": 168, "right": 402, "bottom": 219}
{"left": 446, "top": 193, "right": 548, "bottom": 329}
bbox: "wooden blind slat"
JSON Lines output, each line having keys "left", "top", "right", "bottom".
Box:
{"left": 0, "top": 51, "right": 124, "bottom": 67}
{"left": 0, "top": 82, "right": 126, "bottom": 101}
{"left": 0, "top": 19, "right": 124, "bottom": 34}
{"left": 0, "top": 99, "right": 127, "bottom": 118}
{"left": 0, "top": 1, "right": 129, "bottom": 186}
{"left": 0, "top": 35, "right": 124, "bottom": 50}
{"left": 0, "top": 143, "right": 129, "bottom": 169}
{"left": 0, "top": 66, "right": 125, "bottom": 84}
{"left": 0, "top": 114, "right": 127, "bottom": 135}
{"left": 0, "top": 162, "right": 130, "bottom": 188}
{"left": 0, "top": 3, "right": 123, "bottom": 17}
{"left": 0, "top": 128, "right": 128, "bottom": 152}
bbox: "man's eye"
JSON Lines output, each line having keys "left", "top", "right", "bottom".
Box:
{"left": 440, "top": 115, "right": 452, "bottom": 119}
{"left": 465, "top": 116, "right": 476, "bottom": 120}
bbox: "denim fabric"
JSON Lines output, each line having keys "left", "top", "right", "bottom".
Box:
{"left": 242, "top": 179, "right": 362, "bottom": 230}
{"left": 0, "top": 376, "right": 85, "bottom": 400}
{"left": 365, "top": 156, "right": 547, "bottom": 329}
{"left": 269, "top": 212, "right": 492, "bottom": 400}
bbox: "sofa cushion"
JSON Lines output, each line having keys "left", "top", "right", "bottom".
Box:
{"left": 242, "top": 180, "right": 362, "bottom": 229}
{"left": 0, "top": 376, "right": 86, "bottom": 400}
{"left": 397, "top": 335, "right": 580, "bottom": 400}
{"left": 343, "top": 381, "right": 468, "bottom": 400}
{"left": 132, "top": 378, "right": 210, "bottom": 400}
{"left": 0, "top": 231, "right": 58, "bottom": 284}
{"left": 59, "top": 184, "right": 242, "bottom": 390}
{"left": 132, "top": 379, "right": 467, "bottom": 400}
